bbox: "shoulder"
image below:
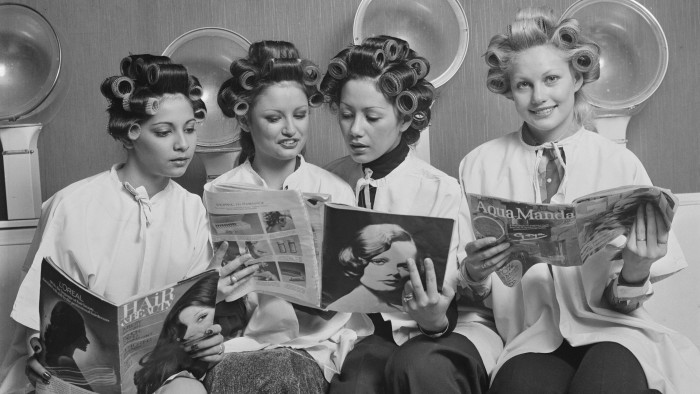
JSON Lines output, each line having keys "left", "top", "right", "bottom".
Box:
{"left": 462, "top": 131, "right": 521, "bottom": 169}
{"left": 168, "top": 180, "right": 205, "bottom": 209}
{"left": 579, "top": 130, "right": 643, "bottom": 165}
{"left": 303, "top": 162, "right": 352, "bottom": 188}
{"left": 403, "top": 153, "right": 460, "bottom": 190}
{"left": 210, "top": 164, "right": 250, "bottom": 187}
{"left": 45, "top": 170, "right": 116, "bottom": 211}
{"left": 324, "top": 155, "right": 362, "bottom": 186}
{"left": 300, "top": 161, "right": 356, "bottom": 205}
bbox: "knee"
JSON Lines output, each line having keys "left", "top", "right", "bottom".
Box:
{"left": 386, "top": 336, "right": 482, "bottom": 378}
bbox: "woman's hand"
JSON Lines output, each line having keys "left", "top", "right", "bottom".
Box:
{"left": 621, "top": 203, "right": 669, "bottom": 283}
{"left": 461, "top": 237, "right": 511, "bottom": 282}
{"left": 183, "top": 324, "right": 225, "bottom": 365}
{"left": 402, "top": 258, "right": 455, "bottom": 332}
{"left": 25, "top": 337, "right": 51, "bottom": 386}
{"left": 213, "top": 242, "right": 260, "bottom": 302}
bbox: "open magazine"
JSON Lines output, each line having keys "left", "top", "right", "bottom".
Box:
{"left": 466, "top": 185, "right": 678, "bottom": 287}
{"left": 35, "top": 258, "right": 218, "bottom": 394}
{"left": 204, "top": 182, "right": 454, "bottom": 313}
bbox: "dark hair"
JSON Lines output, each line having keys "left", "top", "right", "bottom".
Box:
{"left": 338, "top": 223, "right": 416, "bottom": 280}
{"left": 101, "top": 54, "right": 206, "bottom": 142}
{"left": 133, "top": 274, "right": 218, "bottom": 394}
{"left": 484, "top": 7, "right": 601, "bottom": 129}
{"left": 44, "top": 301, "right": 88, "bottom": 357}
{"left": 217, "top": 41, "right": 323, "bottom": 164}
{"left": 319, "top": 35, "right": 434, "bottom": 145}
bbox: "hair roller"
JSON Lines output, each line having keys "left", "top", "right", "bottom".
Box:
{"left": 411, "top": 110, "right": 429, "bottom": 129}
{"left": 394, "top": 41, "right": 410, "bottom": 60}
{"left": 120, "top": 56, "right": 133, "bottom": 76}
{"left": 396, "top": 90, "right": 419, "bottom": 115}
{"left": 378, "top": 72, "right": 405, "bottom": 97}
{"left": 372, "top": 48, "right": 386, "bottom": 70}
{"left": 308, "top": 91, "right": 325, "bottom": 108}
{"left": 188, "top": 76, "right": 203, "bottom": 101}
{"left": 382, "top": 38, "right": 399, "bottom": 61}
{"left": 571, "top": 48, "right": 598, "bottom": 73}
{"left": 406, "top": 57, "right": 430, "bottom": 80}
{"left": 101, "top": 76, "right": 134, "bottom": 99}
{"left": 122, "top": 95, "right": 132, "bottom": 112}
{"left": 239, "top": 70, "right": 257, "bottom": 91}
{"left": 144, "top": 98, "right": 159, "bottom": 115}
{"left": 301, "top": 60, "right": 322, "bottom": 86}
{"left": 327, "top": 57, "right": 348, "bottom": 79}
{"left": 194, "top": 107, "right": 207, "bottom": 121}
{"left": 233, "top": 101, "right": 249, "bottom": 117}
{"left": 557, "top": 25, "right": 579, "bottom": 48}
{"left": 486, "top": 71, "right": 508, "bottom": 95}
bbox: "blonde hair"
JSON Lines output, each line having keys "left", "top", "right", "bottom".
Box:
{"left": 485, "top": 7, "right": 601, "bottom": 129}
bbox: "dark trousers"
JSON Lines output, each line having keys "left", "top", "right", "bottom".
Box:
{"left": 489, "top": 341, "right": 660, "bottom": 394}
{"left": 329, "top": 333, "right": 488, "bottom": 394}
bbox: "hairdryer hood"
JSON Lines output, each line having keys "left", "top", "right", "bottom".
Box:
{"left": 561, "top": 0, "right": 669, "bottom": 113}
{"left": 0, "top": 3, "right": 63, "bottom": 124}
{"left": 353, "top": 0, "right": 469, "bottom": 88}
{"left": 163, "top": 28, "right": 250, "bottom": 148}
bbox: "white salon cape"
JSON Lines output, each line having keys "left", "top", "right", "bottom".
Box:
{"left": 0, "top": 164, "right": 212, "bottom": 394}
{"left": 459, "top": 127, "right": 700, "bottom": 393}
{"left": 209, "top": 156, "right": 373, "bottom": 381}
{"left": 326, "top": 149, "right": 504, "bottom": 374}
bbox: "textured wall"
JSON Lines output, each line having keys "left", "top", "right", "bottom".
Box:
{"left": 7, "top": 0, "right": 700, "bottom": 199}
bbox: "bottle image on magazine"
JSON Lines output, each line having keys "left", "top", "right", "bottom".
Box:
{"left": 35, "top": 258, "right": 219, "bottom": 394}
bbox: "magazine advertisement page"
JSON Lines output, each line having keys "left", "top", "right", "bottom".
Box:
{"left": 466, "top": 186, "right": 678, "bottom": 287}
{"left": 573, "top": 186, "right": 677, "bottom": 263}
{"left": 36, "top": 259, "right": 219, "bottom": 393}
{"left": 36, "top": 259, "right": 120, "bottom": 394}
{"left": 320, "top": 204, "right": 455, "bottom": 313}
{"left": 466, "top": 194, "right": 580, "bottom": 287}
{"left": 203, "top": 184, "right": 322, "bottom": 307}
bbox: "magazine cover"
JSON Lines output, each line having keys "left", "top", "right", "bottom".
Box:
{"left": 36, "top": 258, "right": 218, "bottom": 394}
{"left": 320, "top": 204, "right": 455, "bottom": 313}
{"left": 466, "top": 185, "right": 678, "bottom": 287}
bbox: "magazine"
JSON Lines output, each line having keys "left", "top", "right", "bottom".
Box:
{"left": 466, "top": 185, "right": 678, "bottom": 287}
{"left": 204, "top": 182, "right": 455, "bottom": 313}
{"left": 35, "top": 258, "right": 219, "bottom": 394}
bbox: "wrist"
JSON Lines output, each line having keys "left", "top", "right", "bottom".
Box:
{"left": 418, "top": 316, "right": 449, "bottom": 334}
{"left": 620, "top": 266, "right": 651, "bottom": 285}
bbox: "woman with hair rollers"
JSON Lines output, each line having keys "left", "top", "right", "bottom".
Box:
{"left": 459, "top": 7, "right": 700, "bottom": 393}
{"left": 205, "top": 40, "right": 369, "bottom": 394}
{"left": 1, "top": 54, "right": 258, "bottom": 393}
{"left": 322, "top": 35, "right": 502, "bottom": 394}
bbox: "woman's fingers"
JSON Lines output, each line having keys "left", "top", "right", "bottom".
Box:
{"left": 406, "top": 258, "right": 427, "bottom": 301}
{"left": 654, "top": 206, "right": 670, "bottom": 245}
{"left": 422, "top": 258, "right": 439, "bottom": 299}
{"left": 219, "top": 253, "right": 252, "bottom": 277}
{"left": 26, "top": 356, "right": 51, "bottom": 386}
{"left": 465, "top": 237, "right": 498, "bottom": 254}
{"left": 208, "top": 241, "right": 229, "bottom": 270}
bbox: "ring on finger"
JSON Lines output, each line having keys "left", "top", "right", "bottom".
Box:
{"left": 218, "top": 344, "right": 225, "bottom": 355}
{"left": 637, "top": 237, "right": 646, "bottom": 242}
{"left": 229, "top": 274, "right": 238, "bottom": 285}
{"left": 402, "top": 292, "right": 414, "bottom": 303}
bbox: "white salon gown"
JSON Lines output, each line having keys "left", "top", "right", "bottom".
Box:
{"left": 1, "top": 164, "right": 211, "bottom": 393}
{"left": 460, "top": 127, "right": 700, "bottom": 393}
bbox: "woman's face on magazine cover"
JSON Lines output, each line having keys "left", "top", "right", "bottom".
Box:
{"left": 179, "top": 305, "right": 215, "bottom": 340}
{"left": 338, "top": 78, "right": 410, "bottom": 164}
{"left": 509, "top": 45, "right": 583, "bottom": 141}
{"left": 129, "top": 94, "right": 197, "bottom": 180}
{"left": 360, "top": 240, "right": 416, "bottom": 292}
{"left": 246, "top": 81, "right": 310, "bottom": 165}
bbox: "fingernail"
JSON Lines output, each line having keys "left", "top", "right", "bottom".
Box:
{"left": 33, "top": 345, "right": 41, "bottom": 352}
{"left": 205, "top": 328, "right": 213, "bottom": 336}
{"left": 191, "top": 344, "right": 198, "bottom": 351}
{"left": 42, "top": 372, "right": 51, "bottom": 380}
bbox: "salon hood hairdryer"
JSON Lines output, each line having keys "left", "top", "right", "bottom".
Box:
{"left": 163, "top": 28, "right": 251, "bottom": 180}
{"left": 0, "top": 3, "right": 70, "bottom": 221}
{"left": 560, "top": 0, "right": 669, "bottom": 146}
{"left": 353, "top": 0, "right": 469, "bottom": 162}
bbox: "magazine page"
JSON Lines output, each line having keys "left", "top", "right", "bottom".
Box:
{"left": 203, "top": 184, "right": 322, "bottom": 307}
{"left": 36, "top": 376, "right": 96, "bottom": 394}
{"left": 38, "top": 258, "right": 120, "bottom": 393}
{"left": 465, "top": 194, "right": 581, "bottom": 287}
{"left": 119, "top": 270, "right": 219, "bottom": 394}
{"left": 573, "top": 185, "right": 678, "bottom": 263}
{"left": 320, "top": 204, "right": 454, "bottom": 312}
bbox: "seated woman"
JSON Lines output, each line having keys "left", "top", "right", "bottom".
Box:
{"left": 204, "top": 40, "right": 371, "bottom": 394}
{"left": 1, "top": 54, "right": 255, "bottom": 393}
{"left": 327, "top": 223, "right": 418, "bottom": 312}
{"left": 459, "top": 7, "right": 700, "bottom": 393}
{"left": 321, "top": 35, "right": 502, "bottom": 394}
